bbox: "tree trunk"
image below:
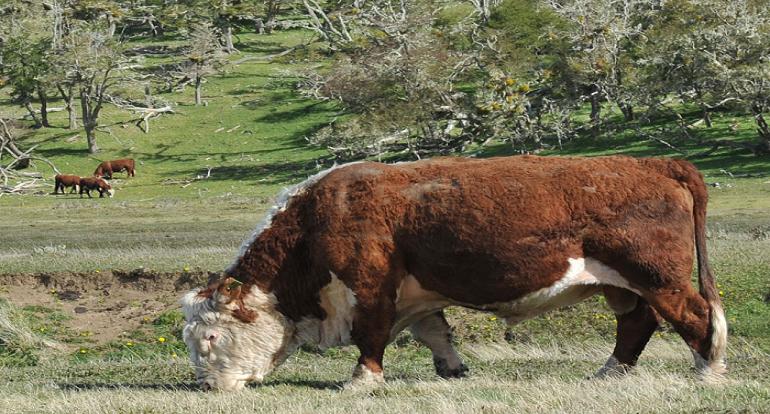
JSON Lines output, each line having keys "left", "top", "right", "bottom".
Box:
{"left": 145, "top": 84, "right": 153, "bottom": 107}
{"left": 37, "top": 86, "right": 50, "bottom": 127}
{"left": 24, "top": 100, "right": 42, "bottom": 128}
{"left": 58, "top": 84, "right": 77, "bottom": 129}
{"left": 224, "top": 26, "right": 235, "bottom": 53}
{"left": 753, "top": 106, "right": 770, "bottom": 155}
{"left": 195, "top": 74, "right": 203, "bottom": 106}
{"left": 265, "top": 1, "right": 278, "bottom": 34}
{"left": 107, "top": 14, "right": 116, "bottom": 37}
{"left": 255, "top": 18, "right": 265, "bottom": 34}
{"left": 589, "top": 86, "right": 601, "bottom": 137}
{"left": 702, "top": 106, "right": 712, "bottom": 128}
{"left": 80, "top": 88, "right": 99, "bottom": 153}
{"left": 85, "top": 124, "right": 99, "bottom": 153}
{"left": 620, "top": 103, "right": 634, "bottom": 122}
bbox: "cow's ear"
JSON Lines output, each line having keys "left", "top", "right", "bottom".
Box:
{"left": 214, "top": 277, "right": 243, "bottom": 304}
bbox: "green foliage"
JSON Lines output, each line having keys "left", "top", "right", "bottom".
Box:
{"left": 0, "top": 34, "right": 51, "bottom": 102}
{"left": 487, "top": 0, "right": 571, "bottom": 75}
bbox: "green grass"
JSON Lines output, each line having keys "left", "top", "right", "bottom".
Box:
{"left": 1, "top": 340, "right": 768, "bottom": 413}
{"left": 1, "top": 28, "right": 770, "bottom": 413}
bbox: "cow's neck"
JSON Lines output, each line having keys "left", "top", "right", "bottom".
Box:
{"left": 229, "top": 207, "right": 328, "bottom": 323}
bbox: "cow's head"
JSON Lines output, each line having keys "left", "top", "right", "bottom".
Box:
{"left": 181, "top": 277, "right": 294, "bottom": 391}
{"left": 98, "top": 178, "right": 115, "bottom": 197}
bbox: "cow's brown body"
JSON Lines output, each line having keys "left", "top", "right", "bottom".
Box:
{"left": 54, "top": 174, "right": 81, "bottom": 194}
{"left": 79, "top": 176, "right": 113, "bottom": 198}
{"left": 94, "top": 158, "right": 135, "bottom": 179}
{"left": 183, "top": 156, "right": 727, "bottom": 391}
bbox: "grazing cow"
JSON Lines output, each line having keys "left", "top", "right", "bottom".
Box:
{"left": 181, "top": 156, "right": 727, "bottom": 391}
{"left": 79, "top": 176, "right": 114, "bottom": 198}
{"left": 54, "top": 174, "right": 81, "bottom": 194}
{"left": 94, "top": 158, "right": 135, "bottom": 179}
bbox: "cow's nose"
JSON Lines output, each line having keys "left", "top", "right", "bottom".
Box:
{"left": 201, "top": 381, "right": 212, "bottom": 392}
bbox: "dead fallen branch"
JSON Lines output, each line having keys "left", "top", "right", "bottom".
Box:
{"left": 107, "top": 95, "right": 175, "bottom": 133}
{"left": 0, "top": 118, "right": 60, "bottom": 194}
{"left": 161, "top": 167, "right": 213, "bottom": 187}
{"left": 233, "top": 47, "right": 297, "bottom": 64}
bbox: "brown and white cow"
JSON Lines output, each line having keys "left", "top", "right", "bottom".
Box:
{"left": 54, "top": 174, "right": 81, "bottom": 194}
{"left": 181, "top": 155, "right": 727, "bottom": 391}
{"left": 94, "top": 158, "right": 135, "bottom": 179}
{"left": 79, "top": 176, "right": 114, "bottom": 198}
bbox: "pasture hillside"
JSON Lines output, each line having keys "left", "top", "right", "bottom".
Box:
{"left": 1, "top": 29, "right": 769, "bottom": 413}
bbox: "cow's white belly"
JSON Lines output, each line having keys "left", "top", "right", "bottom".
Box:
{"left": 301, "top": 258, "right": 635, "bottom": 348}
{"left": 485, "top": 257, "right": 639, "bottom": 324}
{"left": 391, "top": 257, "right": 637, "bottom": 333}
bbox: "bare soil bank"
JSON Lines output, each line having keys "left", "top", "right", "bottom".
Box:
{"left": 0, "top": 269, "right": 219, "bottom": 345}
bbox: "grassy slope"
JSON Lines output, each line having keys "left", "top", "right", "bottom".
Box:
{"left": 1, "top": 29, "right": 769, "bottom": 413}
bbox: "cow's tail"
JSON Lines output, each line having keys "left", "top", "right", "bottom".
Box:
{"left": 646, "top": 158, "right": 727, "bottom": 379}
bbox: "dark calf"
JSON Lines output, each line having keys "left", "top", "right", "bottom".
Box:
{"left": 79, "top": 177, "right": 114, "bottom": 198}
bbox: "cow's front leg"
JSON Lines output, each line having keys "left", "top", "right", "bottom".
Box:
{"left": 410, "top": 311, "right": 468, "bottom": 378}
{"left": 349, "top": 298, "right": 395, "bottom": 388}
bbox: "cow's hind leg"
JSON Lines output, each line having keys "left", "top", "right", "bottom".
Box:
{"left": 595, "top": 287, "right": 659, "bottom": 378}
{"left": 410, "top": 311, "right": 468, "bottom": 378}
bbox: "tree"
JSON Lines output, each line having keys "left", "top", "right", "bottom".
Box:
{"left": 184, "top": 21, "right": 227, "bottom": 106}
{"left": 0, "top": 11, "right": 56, "bottom": 128}
{"left": 60, "top": 23, "right": 131, "bottom": 153}
{"left": 639, "top": 0, "right": 770, "bottom": 153}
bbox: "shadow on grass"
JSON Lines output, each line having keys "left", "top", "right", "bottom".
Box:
{"left": 481, "top": 127, "right": 770, "bottom": 176}
{"left": 255, "top": 101, "right": 331, "bottom": 125}
{"left": 56, "top": 382, "right": 199, "bottom": 391}
{"left": 259, "top": 379, "right": 344, "bottom": 390}
{"left": 56, "top": 379, "right": 344, "bottom": 392}
{"left": 166, "top": 157, "right": 334, "bottom": 186}
{"left": 233, "top": 38, "right": 287, "bottom": 55}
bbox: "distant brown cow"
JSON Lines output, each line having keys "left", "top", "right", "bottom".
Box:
{"left": 54, "top": 174, "right": 81, "bottom": 194}
{"left": 79, "top": 177, "right": 114, "bottom": 198}
{"left": 94, "top": 158, "right": 135, "bottom": 179}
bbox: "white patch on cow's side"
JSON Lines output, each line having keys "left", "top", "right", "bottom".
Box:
{"left": 348, "top": 364, "right": 385, "bottom": 389}
{"left": 180, "top": 285, "right": 295, "bottom": 391}
{"left": 295, "top": 272, "right": 358, "bottom": 349}
{"left": 226, "top": 162, "right": 364, "bottom": 273}
{"left": 492, "top": 257, "right": 638, "bottom": 324}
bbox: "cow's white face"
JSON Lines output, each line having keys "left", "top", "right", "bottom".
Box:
{"left": 181, "top": 281, "right": 294, "bottom": 391}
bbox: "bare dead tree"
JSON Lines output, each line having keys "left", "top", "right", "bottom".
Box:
{"left": 0, "top": 118, "right": 60, "bottom": 195}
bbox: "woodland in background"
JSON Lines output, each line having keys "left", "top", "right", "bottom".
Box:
{"left": 1, "top": 0, "right": 769, "bottom": 161}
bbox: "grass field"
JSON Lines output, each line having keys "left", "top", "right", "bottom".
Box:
{"left": 1, "top": 29, "right": 770, "bottom": 413}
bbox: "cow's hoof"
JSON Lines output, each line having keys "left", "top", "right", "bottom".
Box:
{"left": 434, "top": 358, "right": 469, "bottom": 379}
{"left": 592, "top": 356, "right": 632, "bottom": 379}
{"left": 345, "top": 364, "right": 385, "bottom": 390}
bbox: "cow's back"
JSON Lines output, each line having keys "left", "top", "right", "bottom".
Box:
{"left": 304, "top": 156, "right": 695, "bottom": 304}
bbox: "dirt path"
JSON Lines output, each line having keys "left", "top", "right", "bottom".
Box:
{"left": 0, "top": 270, "right": 218, "bottom": 345}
